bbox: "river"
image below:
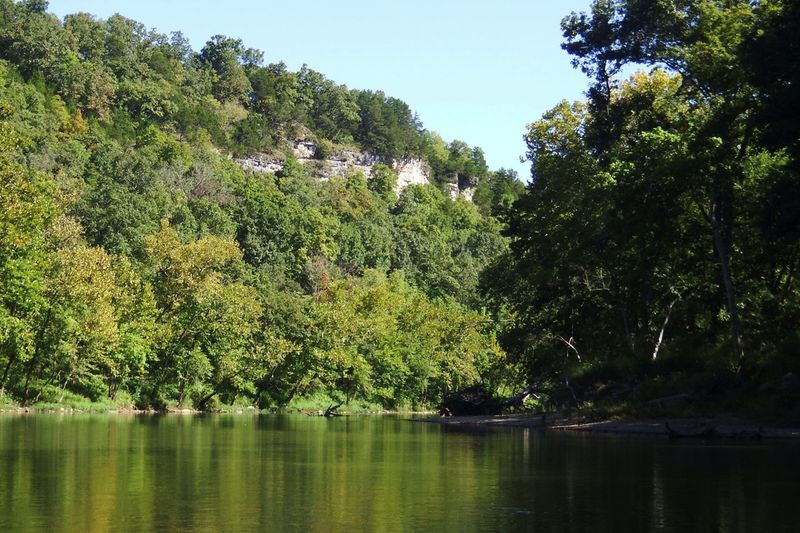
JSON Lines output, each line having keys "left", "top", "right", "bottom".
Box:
{"left": 0, "top": 414, "right": 797, "bottom": 532}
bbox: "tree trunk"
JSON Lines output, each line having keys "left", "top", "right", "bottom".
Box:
{"left": 709, "top": 194, "right": 745, "bottom": 367}
{"left": 21, "top": 307, "right": 53, "bottom": 405}
{"left": 177, "top": 379, "right": 186, "bottom": 407}
{"left": 0, "top": 351, "right": 16, "bottom": 394}
{"left": 621, "top": 308, "right": 636, "bottom": 355}
{"left": 57, "top": 373, "right": 71, "bottom": 403}
{"left": 21, "top": 362, "right": 35, "bottom": 405}
{"left": 504, "top": 384, "right": 539, "bottom": 408}
{"left": 652, "top": 299, "right": 677, "bottom": 361}
{"left": 196, "top": 390, "right": 217, "bottom": 411}
{"left": 780, "top": 248, "right": 799, "bottom": 303}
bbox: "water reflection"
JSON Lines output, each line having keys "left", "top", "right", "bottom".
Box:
{"left": 0, "top": 414, "right": 797, "bottom": 532}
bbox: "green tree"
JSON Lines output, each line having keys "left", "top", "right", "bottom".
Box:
{"left": 471, "top": 168, "right": 525, "bottom": 216}
{"left": 298, "top": 66, "right": 360, "bottom": 142}
{"left": 0, "top": 107, "right": 54, "bottom": 395}
{"left": 199, "top": 35, "right": 254, "bottom": 104}
{"left": 561, "top": 0, "right": 764, "bottom": 366}
{"left": 0, "top": 2, "right": 514, "bottom": 410}
{"left": 145, "top": 221, "right": 261, "bottom": 407}
{"left": 354, "top": 90, "right": 422, "bottom": 160}
{"left": 368, "top": 164, "right": 398, "bottom": 204}
{"left": 40, "top": 226, "right": 120, "bottom": 402}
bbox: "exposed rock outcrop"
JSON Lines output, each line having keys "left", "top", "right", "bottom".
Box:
{"left": 237, "top": 154, "right": 284, "bottom": 174}
{"left": 460, "top": 186, "right": 475, "bottom": 202}
{"left": 236, "top": 139, "right": 477, "bottom": 199}
{"left": 393, "top": 158, "right": 430, "bottom": 192}
{"left": 443, "top": 182, "right": 460, "bottom": 200}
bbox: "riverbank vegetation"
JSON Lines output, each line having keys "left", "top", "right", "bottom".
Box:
{"left": 484, "top": 0, "right": 800, "bottom": 419}
{"left": 0, "top": 0, "right": 520, "bottom": 411}
{"left": 0, "top": 0, "right": 798, "bottom": 419}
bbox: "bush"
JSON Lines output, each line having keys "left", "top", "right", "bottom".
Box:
{"left": 314, "top": 139, "right": 334, "bottom": 160}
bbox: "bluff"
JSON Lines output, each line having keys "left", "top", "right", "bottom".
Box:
{"left": 237, "top": 140, "right": 476, "bottom": 200}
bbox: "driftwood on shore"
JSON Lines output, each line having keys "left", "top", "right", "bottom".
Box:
{"left": 323, "top": 402, "right": 343, "bottom": 417}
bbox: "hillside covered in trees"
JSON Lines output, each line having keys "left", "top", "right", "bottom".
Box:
{"left": 1, "top": 0, "right": 798, "bottom": 418}
{"left": 0, "top": 0, "right": 525, "bottom": 410}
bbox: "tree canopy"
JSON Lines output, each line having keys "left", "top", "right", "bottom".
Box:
{"left": 485, "top": 0, "right": 800, "bottom": 412}
{"left": 1, "top": 0, "right": 795, "bottom": 416}
{"left": 0, "top": 1, "right": 517, "bottom": 410}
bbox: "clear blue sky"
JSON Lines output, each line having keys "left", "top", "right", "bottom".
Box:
{"left": 47, "top": 0, "right": 593, "bottom": 180}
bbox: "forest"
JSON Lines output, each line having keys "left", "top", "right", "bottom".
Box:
{"left": 0, "top": 0, "right": 524, "bottom": 411}
{"left": 485, "top": 0, "right": 800, "bottom": 415}
{"left": 0, "top": 0, "right": 798, "bottom": 417}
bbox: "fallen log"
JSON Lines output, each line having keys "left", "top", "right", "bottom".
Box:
{"left": 323, "top": 402, "right": 343, "bottom": 417}
{"left": 504, "top": 385, "right": 539, "bottom": 409}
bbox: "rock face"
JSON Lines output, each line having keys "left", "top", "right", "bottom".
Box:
{"left": 293, "top": 140, "right": 317, "bottom": 159}
{"left": 235, "top": 139, "right": 476, "bottom": 199}
{"left": 393, "top": 158, "right": 430, "bottom": 191}
{"left": 443, "top": 182, "right": 460, "bottom": 200}
{"left": 237, "top": 154, "right": 284, "bottom": 174}
{"left": 295, "top": 143, "right": 385, "bottom": 183}
{"left": 439, "top": 172, "right": 478, "bottom": 201}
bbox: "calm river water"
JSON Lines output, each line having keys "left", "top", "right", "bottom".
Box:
{"left": 0, "top": 414, "right": 797, "bottom": 532}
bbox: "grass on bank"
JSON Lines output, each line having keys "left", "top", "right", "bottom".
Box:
{"left": 0, "top": 388, "right": 435, "bottom": 415}
{"left": 0, "top": 389, "right": 138, "bottom": 412}
{"left": 279, "top": 392, "right": 433, "bottom": 415}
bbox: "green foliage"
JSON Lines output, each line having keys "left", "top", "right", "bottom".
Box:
{"left": 0, "top": 105, "right": 55, "bottom": 395}
{"left": 354, "top": 90, "right": 422, "bottom": 160}
{"left": 486, "top": 0, "right": 800, "bottom": 412}
{"left": 145, "top": 221, "right": 261, "bottom": 407}
{"left": 255, "top": 271, "right": 505, "bottom": 409}
{"left": 368, "top": 163, "right": 398, "bottom": 203}
{"left": 392, "top": 184, "right": 506, "bottom": 304}
{"left": 0, "top": 1, "right": 514, "bottom": 410}
{"left": 230, "top": 170, "right": 338, "bottom": 278}
{"left": 421, "top": 131, "right": 490, "bottom": 192}
{"left": 199, "top": 35, "right": 255, "bottom": 104}
{"left": 472, "top": 168, "right": 525, "bottom": 216}
{"left": 5, "top": 0, "right": 796, "bottom": 416}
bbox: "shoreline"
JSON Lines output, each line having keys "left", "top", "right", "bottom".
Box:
{"left": 414, "top": 412, "right": 800, "bottom": 440}
{"left": 4, "top": 407, "right": 799, "bottom": 439}
{"left": 0, "top": 405, "right": 436, "bottom": 416}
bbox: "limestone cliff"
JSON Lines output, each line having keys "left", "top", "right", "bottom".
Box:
{"left": 236, "top": 140, "right": 475, "bottom": 199}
